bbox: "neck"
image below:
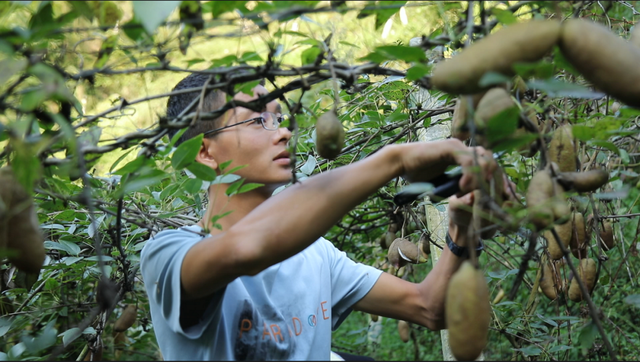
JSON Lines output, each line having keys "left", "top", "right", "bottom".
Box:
{"left": 199, "top": 182, "right": 281, "bottom": 233}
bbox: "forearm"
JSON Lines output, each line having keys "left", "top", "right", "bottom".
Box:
{"left": 416, "top": 223, "right": 468, "bottom": 330}
{"left": 232, "top": 140, "right": 457, "bottom": 273}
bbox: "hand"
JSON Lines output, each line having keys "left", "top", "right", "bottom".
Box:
{"left": 449, "top": 145, "right": 499, "bottom": 196}
{"left": 448, "top": 192, "right": 474, "bottom": 230}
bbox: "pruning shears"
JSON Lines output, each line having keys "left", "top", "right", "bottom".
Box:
{"left": 393, "top": 151, "right": 505, "bottom": 206}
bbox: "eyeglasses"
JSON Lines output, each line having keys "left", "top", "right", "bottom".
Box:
{"left": 203, "top": 112, "right": 290, "bottom": 137}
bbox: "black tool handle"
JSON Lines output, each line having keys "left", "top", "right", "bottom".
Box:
{"left": 393, "top": 174, "right": 463, "bottom": 206}
{"left": 430, "top": 174, "right": 463, "bottom": 200}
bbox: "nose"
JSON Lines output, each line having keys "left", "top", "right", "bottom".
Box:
{"left": 273, "top": 124, "right": 292, "bottom": 145}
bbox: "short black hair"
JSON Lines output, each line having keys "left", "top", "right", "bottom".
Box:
{"left": 166, "top": 73, "right": 226, "bottom": 146}
{"left": 165, "top": 72, "right": 267, "bottom": 146}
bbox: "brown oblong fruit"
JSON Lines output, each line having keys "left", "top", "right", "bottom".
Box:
{"left": 568, "top": 258, "right": 597, "bottom": 302}
{"left": 397, "top": 320, "right": 410, "bottom": 343}
{"left": 544, "top": 221, "right": 572, "bottom": 260}
{"left": 387, "top": 238, "right": 419, "bottom": 268}
{"left": 0, "top": 167, "right": 46, "bottom": 273}
{"left": 557, "top": 169, "right": 609, "bottom": 192}
{"left": 114, "top": 304, "right": 137, "bottom": 332}
{"left": 560, "top": 19, "right": 640, "bottom": 108}
{"left": 540, "top": 260, "right": 563, "bottom": 300}
{"left": 432, "top": 20, "right": 562, "bottom": 94}
{"left": 526, "top": 171, "right": 555, "bottom": 230}
{"left": 451, "top": 92, "right": 488, "bottom": 141}
{"left": 548, "top": 124, "right": 577, "bottom": 172}
{"left": 599, "top": 222, "right": 615, "bottom": 251}
{"left": 418, "top": 233, "right": 431, "bottom": 258}
{"left": 474, "top": 88, "right": 517, "bottom": 148}
{"left": 384, "top": 231, "right": 396, "bottom": 249}
{"left": 569, "top": 212, "right": 588, "bottom": 259}
{"left": 446, "top": 261, "right": 491, "bottom": 361}
{"left": 315, "top": 110, "right": 345, "bottom": 160}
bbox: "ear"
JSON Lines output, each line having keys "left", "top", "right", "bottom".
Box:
{"left": 195, "top": 138, "right": 218, "bottom": 170}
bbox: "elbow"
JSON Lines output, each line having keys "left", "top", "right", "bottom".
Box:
{"left": 226, "top": 228, "right": 270, "bottom": 277}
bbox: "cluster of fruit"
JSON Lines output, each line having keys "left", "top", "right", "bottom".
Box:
{"left": 426, "top": 18, "right": 638, "bottom": 360}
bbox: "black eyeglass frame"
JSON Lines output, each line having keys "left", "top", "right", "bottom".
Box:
{"left": 202, "top": 112, "right": 289, "bottom": 137}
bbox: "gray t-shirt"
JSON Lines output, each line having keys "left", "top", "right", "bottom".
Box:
{"left": 140, "top": 225, "right": 383, "bottom": 360}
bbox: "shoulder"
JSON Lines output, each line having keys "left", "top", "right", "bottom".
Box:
{"left": 141, "top": 225, "right": 207, "bottom": 260}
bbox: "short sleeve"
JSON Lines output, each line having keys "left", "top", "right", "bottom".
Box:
{"left": 318, "top": 237, "right": 383, "bottom": 330}
{"left": 140, "top": 226, "right": 223, "bottom": 339}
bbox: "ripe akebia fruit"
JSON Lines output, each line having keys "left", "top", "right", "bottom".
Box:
{"left": 445, "top": 261, "right": 491, "bottom": 361}
{"left": 560, "top": 19, "right": 640, "bottom": 108}
{"left": 544, "top": 220, "right": 572, "bottom": 260}
{"left": 451, "top": 92, "right": 488, "bottom": 141}
{"left": 568, "top": 258, "right": 598, "bottom": 302}
{"left": 387, "top": 238, "right": 419, "bottom": 268}
{"left": 599, "top": 221, "right": 615, "bottom": 251}
{"left": 473, "top": 88, "right": 517, "bottom": 148}
{"left": 418, "top": 233, "right": 431, "bottom": 258}
{"left": 432, "top": 20, "right": 562, "bottom": 94}
{"left": 548, "top": 124, "right": 577, "bottom": 173}
{"left": 383, "top": 231, "right": 396, "bottom": 249}
{"left": 556, "top": 169, "right": 609, "bottom": 193}
{"left": 315, "top": 110, "right": 345, "bottom": 160}
{"left": 397, "top": 320, "right": 410, "bottom": 343}
{"left": 526, "top": 170, "right": 555, "bottom": 230}
{"left": 539, "top": 259, "right": 563, "bottom": 300}
{"left": 569, "top": 212, "right": 588, "bottom": 259}
{"left": 114, "top": 304, "right": 137, "bottom": 333}
{"left": 0, "top": 167, "right": 46, "bottom": 274}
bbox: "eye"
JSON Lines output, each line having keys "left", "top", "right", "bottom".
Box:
{"left": 249, "top": 117, "right": 263, "bottom": 125}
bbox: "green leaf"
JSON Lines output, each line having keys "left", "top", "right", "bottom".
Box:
{"left": 589, "top": 140, "right": 619, "bottom": 154}
{"left": 624, "top": 294, "right": 640, "bottom": 308}
{"left": 514, "top": 346, "right": 542, "bottom": 357}
{"left": 116, "top": 170, "right": 167, "bottom": 197}
{"left": 238, "top": 183, "right": 264, "bottom": 194}
{"left": 486, "top": 107, "right": 520, "bottom": 145}
{"left": 572, "top": 125, "right": 595, "bottom": 141}
{"left": 172, "top": 134, "right": 203, "bottom": 170}
{"left": 133, "top": 1, "right": 181, "bottom": 34}
{"left": 58, "top": 239, "right": 81, "bottom": 256}
{"left": 512, "top": 61, "right": 554, "bottom": 80}
{"left": 202, "top": 1, "right": 245, "bottom": 18}
{"left": 553, "top": 46, "right": 580, "bottom": 76}
{"left": 578, "top": 321, "right": 599, "bottom": 355}
{"left": 225, "top": 178, "right": 245, "bottom": 196}
{"left": 59, "top": 328, "right": 81, "bottom": 347}
{"left": 184, "top": 178, "right": 203, "bottom": 194}
{"left": 492, "top": 8, "right": 518, "bottom": 25}
{"left": 301, "top": 46, "right": 322, "bottom": 65}
{"left": 527, "top": 79, "right": 605, "bottom": 99}
{"left": 406, "top": 64, "right": 431, "bottom": 81}
{"left": 375, "top": 45, "right": 427, "bottom": 62}
{"left": 0, "top": 58, "right": 27, "bottom": 88}
{"left": 108, "top": 149, "right": 135, "bottom": 174}
{"left": 478, "top": 72, "right": 511, "bottom": 88}
{"left": 300, "top": 155, "right": 317, "bottom": 175}
{"left": 549, "top": 345, "right": 572, "bottom": 353}
{"left": 187, "top": 162, "right": 217, "bottom": 181}
{"left": 235, "top": 79, "right": 261, "bottom": 96}
{"left": 112, "top": 156, "right": 150, "bottom": 176}
{"left": 219, "top": 160, "right": 233, "bottom": 171}
{"left": 239, "top": 51, "right": 263, "bottom": 63}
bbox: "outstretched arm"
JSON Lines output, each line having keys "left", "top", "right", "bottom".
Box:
{"left": 181, "top": 139, "right": 496, "bottom": 300}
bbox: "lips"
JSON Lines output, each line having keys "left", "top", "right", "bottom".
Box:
{"left": 274, "top": 151, "right": 290, "bottom": 161}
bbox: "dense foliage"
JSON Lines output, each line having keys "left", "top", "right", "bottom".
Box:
{"left": 0, "top": 1, "right": 639, "bottom": 360}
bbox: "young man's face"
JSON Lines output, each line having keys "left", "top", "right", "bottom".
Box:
{"left": 203, "top": 85, "right": 293, "bottom": 187}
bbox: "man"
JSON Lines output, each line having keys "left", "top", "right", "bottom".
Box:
{"left": 140, "top": 73, "right": 502, "bottom": 360}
